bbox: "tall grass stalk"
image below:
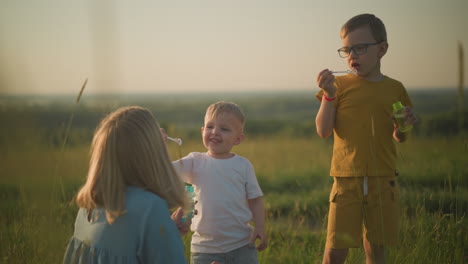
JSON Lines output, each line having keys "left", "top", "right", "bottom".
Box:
{"left": 51, "top": 78, "right": 88, "bottom": 203}
{"left": 458, "top": 41, "right": 464, "bottom": 135}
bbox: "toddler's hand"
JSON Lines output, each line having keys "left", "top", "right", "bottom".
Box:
{"left": 171, "top": 207, "right": 191, "bottom": 236}
{"left": 317, "top": 69, "right": 337, "bottom": 98}
{"left": 250, "top": 229, "right": 268, "bottom": 251}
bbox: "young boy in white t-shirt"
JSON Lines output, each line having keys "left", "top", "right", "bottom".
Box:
{"left": 173, "top": 101, "right": 267, "bottom": 264}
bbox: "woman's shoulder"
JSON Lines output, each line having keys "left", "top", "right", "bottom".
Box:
{"left": 126, "top": 187, "right": 168, "bottom": 212}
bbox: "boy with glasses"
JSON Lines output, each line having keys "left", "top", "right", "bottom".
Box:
{"left": 315, "top": 14, "right": 417, "bottom": 264}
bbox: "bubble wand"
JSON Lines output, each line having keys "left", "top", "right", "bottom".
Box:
{"left": 331, "top": 69, "right": 357, "bottom": 75}
{"left": 167, "top": 136, "right": 183, "bottom": 146}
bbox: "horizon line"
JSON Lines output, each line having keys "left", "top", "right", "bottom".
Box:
{"left": 0, "top": 86, "right": 462, "bottom": 97}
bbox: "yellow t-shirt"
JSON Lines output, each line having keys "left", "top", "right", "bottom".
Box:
{"left": 316, "top": 74, "right": 413, "bottom": 177}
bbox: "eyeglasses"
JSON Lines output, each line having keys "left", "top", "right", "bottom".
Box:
{"left": 337, "top": 42, "right": 381, "bottom": 58}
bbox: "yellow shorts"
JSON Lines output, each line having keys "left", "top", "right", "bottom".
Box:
{"left": 325, "top": 176, "right": 400, "bottom": 249}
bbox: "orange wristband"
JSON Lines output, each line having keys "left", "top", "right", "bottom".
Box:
{"left": 323, "top": 94, "right": 336, "bottom": 101}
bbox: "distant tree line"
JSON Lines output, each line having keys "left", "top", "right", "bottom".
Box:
{"left": 0, "top": 89, "right": 466, "bottom": 150}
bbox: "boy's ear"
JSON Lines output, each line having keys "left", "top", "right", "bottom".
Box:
{"left": 378, "top": 42, "right": 389, "bottom": 58}
{"left": 234, "top": 132, "right": 245, "bottom": 145}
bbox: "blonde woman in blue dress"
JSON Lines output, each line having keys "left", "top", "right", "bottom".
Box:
{"left": 63, "top": 106, "right": 188, "bottom": 263}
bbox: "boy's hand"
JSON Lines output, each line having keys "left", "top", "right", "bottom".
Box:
{"left": 402, "top": 106, "right": 417, "bottom": 126}
{"left": 392, "top": 106, "right": 417, "bottom": 142}
{"left": 171, "top": 207, "right": 191, "bottom": 236}
{"left": 392, "top": 106, "right": 418, "bottom": 132}
{"left": 250, "top": 229, "right": 268, "bottom": 251}
{"left": 317, "top": 69, "right": 337, "bottom": 98}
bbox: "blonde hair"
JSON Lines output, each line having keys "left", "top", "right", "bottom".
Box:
{"left": 205, "top": 101, "right": 245, "bottom": 129}
{"left": 341, "top": 14, "right": 387, "bottom": 43}
{"left": 76, "top": 106, "right": 186, "bottom": 224}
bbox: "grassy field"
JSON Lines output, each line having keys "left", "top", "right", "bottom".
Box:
{"left": 1, "top": 90, "right": 467, "bottom": 263}
{"left": 1, "top": 134, "right": 466, "bottom": 263}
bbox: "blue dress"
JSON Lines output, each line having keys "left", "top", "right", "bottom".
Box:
{"left": 63, "top": 186, "right": 187, "bottom": 264}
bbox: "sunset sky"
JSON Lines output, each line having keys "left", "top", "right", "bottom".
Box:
{"left": 1, "top": 0, "right": 467, "bottom": 94}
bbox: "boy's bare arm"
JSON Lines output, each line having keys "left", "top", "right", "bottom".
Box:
{"left": 316, "top": 69, "right": 337, "bottom": 138}
{"left": 248, "top": 196, "right": 267, "bottom": 251}
{"left": 316, "top": 98, "right": 337, "bottom": 138}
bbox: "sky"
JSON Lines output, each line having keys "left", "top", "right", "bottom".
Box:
{"left": 0, "top": 0, "right": 467, "bottom": 95}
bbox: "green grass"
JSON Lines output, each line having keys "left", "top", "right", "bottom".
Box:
{"left": 1, "top": 136, "right": 467, "bottom": 263}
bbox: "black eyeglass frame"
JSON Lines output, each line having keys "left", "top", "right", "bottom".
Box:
{"left": 337, "top": 42, "right": 384, "bottom": 58}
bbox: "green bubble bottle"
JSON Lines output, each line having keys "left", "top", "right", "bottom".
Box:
{"left": 181, "top": 184, "right": 195, "bottom": 222}
{"left": 392, "top": 101, "right": 413, "bottom": 132}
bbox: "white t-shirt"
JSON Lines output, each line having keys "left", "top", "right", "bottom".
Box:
{"left": 173, "top": 152, "right": 263, "bottom": 253}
